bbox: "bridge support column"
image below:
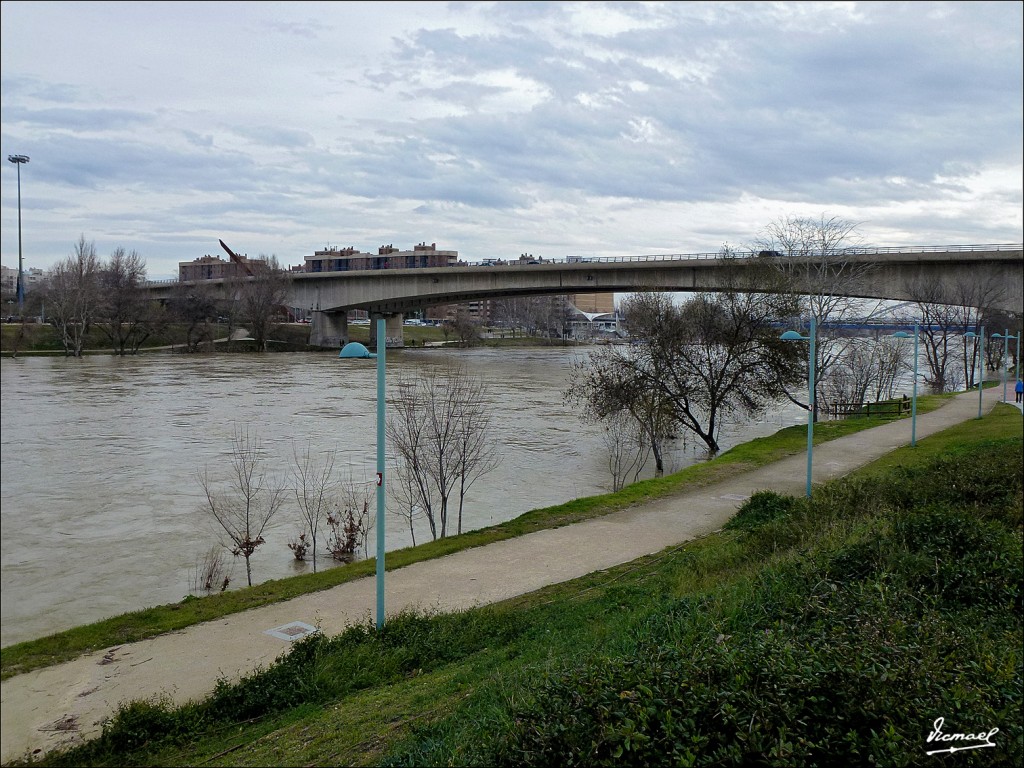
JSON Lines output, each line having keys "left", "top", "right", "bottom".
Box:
{"left": 370, "top": 313, "right": 404, "bottom": 349}
{"left": 310, "top": 310, "right": 348, "bottom": 349}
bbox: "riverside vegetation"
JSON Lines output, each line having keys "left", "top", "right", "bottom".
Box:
{"left": 0, "top": 321, "right": 561, "bottom": 356}
{"left": 3, "top": 401, "right": 1021, "bottom": 766}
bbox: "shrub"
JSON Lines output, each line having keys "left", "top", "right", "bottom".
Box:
{"left": 725, "top": 491, "right": 804, "bottom": 531}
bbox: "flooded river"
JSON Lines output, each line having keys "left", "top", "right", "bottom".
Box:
{"left": 0, "top": 347, "right": 802, "bottom": 646}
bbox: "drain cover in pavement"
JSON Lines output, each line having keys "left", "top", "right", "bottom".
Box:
{"left": 264, "top": 621, "right": 319, "bottom": 641}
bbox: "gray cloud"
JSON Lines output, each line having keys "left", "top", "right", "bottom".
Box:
{"left": 1, "top": 1, "right": 1020, "bottom": 279}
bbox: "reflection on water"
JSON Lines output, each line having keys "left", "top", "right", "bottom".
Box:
{"left": 0, "top": 348, "right": 801, "bottom": 646}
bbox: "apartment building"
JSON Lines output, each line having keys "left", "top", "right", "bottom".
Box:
{"left": 178, "top": 253, "right": 270, "bottom": 281}
{"left": 305, "top": 242, "right": 458, "bottom": 272}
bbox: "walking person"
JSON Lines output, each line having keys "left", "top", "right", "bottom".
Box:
{"left": 1016, "top": 378, "right": 1023, "bottom": 404}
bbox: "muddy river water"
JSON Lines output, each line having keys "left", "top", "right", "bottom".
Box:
{"left": 0, "top": 347, "right": 803, "bottom": 647}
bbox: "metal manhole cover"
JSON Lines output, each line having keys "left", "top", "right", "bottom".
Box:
{"left": 264, "top": 621, "right": 320, "bottom": 641}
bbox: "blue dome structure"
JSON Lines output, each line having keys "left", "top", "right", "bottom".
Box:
{"left": 339, "top": 342, "right": 376, "bottom": 359}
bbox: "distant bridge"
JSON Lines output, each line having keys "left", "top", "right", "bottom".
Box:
{"left": 149, "top": 244, "right": 1023, "bottom": 348}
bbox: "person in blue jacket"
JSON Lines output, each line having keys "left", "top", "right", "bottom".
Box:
{"left": 1016, "top": 378, "right": 1023, "bottom": 404}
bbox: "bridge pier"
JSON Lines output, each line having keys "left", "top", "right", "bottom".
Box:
{"left": 310, "top": 310, "right": 348, "bottom": 349}
{"left": 370, "top": 313, "right": 405, "bottom": 349}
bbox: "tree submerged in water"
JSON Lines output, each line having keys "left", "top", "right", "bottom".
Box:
{"left": 197, "top": 427, "right": 286, "bottom": 587}
{"left": 326, "top": 500, "right": 371, "bottom": 561}
{"left": 568, "top": 275, "right": 803, "bottom": 461}
{"left": 386, "top": 363, "right": 499, "bottom": 542}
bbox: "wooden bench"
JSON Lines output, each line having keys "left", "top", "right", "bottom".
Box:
{"left": 830, "top": 398, "right": 911, "bottom": 419}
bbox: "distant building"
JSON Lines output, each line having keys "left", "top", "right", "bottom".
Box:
{"left": 1, "top": 265, "right": 45, "bottom": 293}
{"left": 567, "top": 293, "right": 615, "bottom": 314}
{"left": 305, "top": 242, "right": 458, "bottom": 272}
{"left": 178, "top": 254, "right": 269, "bottom": 281}
{"left": 567, "top": 307, "right": 623, "bottom": 339}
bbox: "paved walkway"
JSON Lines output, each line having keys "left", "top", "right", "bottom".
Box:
{"left": 1, "top": 387, "right": 1020, "bottom": 763}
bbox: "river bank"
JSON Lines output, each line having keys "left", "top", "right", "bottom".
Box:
{"left": 1, "top": 385, "right": 963, "bottom": 680}
{"left": 1, "top": 390, "right": 1019, "bottom": 765}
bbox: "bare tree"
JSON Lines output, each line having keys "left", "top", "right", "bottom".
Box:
{"left": 198, "top": 428, "right": 286, "bottom": 587}
{"left": 388, "top": 378, "right": 437, "bottom": 540}
{"left": 291, "top": 442, "right": 337, "bottom": 573}
{"left": 600, "top": 409, "right": 650, "bottom": 492}
{"left": 390, "top": 461, "right": 426, "bottom": 546}
{"left": 168, "top": 280, "right": 220, "bottom": 352}
{"left": 566, "top": 338, "right": 674, "bottom": 475}
{"left": 98, "top": 247, "right": 155, "bottom": 355}
{"left": 490, "top": 295, "right": 573, "bottom": 340}
{"left": 869, "top": 336, "right": 907, "bottom": 402}
{"left": 755, "top": 215, "right": 881, "bottom": 419}
{"left": 948, "top": 275, "right": 1008, "bottom": 388}
{"left": 189, "top": 546, "right": 233, "bottom": 596}
{"left": 491, "top": 296, "right": 530, "bottom": 337}
{"left": 326, "top": 480, "right": 372, "bottom": 561}
{"left": 45, "top": 235, "right": 103, "bottom": 357}
{"left": 237, "top": 256, "right": 290, "bottom": 352}
{"left": 903, "top": 273, "right": 1009, "bottom": 391}
{"left": 452, "top": 375, "right": 499, "bottom": 535}
{"left": 386, "top": 364, "right": 498, "bottom": 540}
{"left": 444, "top": 307, "right": 483, "bottom": 347}
{"left": 901, "top": 277, "right": 963, "bottom": 392}
{"left": 819, "top": 335, "right": 908, "bottom": 413}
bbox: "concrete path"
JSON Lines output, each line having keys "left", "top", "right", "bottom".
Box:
{"left": 1, "top": 386, "right": 1019, "bottom": 763}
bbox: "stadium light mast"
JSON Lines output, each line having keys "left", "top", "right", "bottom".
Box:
{"left": 7, "top": 154, "right": 30, "bottom": 311}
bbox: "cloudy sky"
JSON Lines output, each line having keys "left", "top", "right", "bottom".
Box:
{"left": 1, "top": 1, "right": 1021, "bottom": 279}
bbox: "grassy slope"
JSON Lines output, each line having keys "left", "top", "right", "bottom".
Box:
{"left": 0, "top": 393, "right": 956, "bottom": 681}
{"left": 11, "top": 404, "right": 1023, "bottom": 767}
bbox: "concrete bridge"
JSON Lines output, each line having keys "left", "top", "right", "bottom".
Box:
{"left": 152, "top": 244, "right": 1023, "bottom": 348}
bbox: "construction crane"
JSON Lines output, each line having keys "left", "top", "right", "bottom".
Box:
{"left": 219, "top": 239, "right": 254, "bottom": 277}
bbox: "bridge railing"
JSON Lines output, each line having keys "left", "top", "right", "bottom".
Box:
{"left": 543, "top": 243, "right": 1023, "bottom": 266}
{"left": 147, "top": 244, "right": 1022, "bottom": 285}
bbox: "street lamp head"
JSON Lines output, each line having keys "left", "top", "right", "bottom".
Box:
{"left": 7, "top": 154, "right": 30, "bottom": 164}
{"left": 339, "top": 341, "right": 376, "bottom": 359}
{"left": 891, "top": 331, "right": 912, "bottom": 338}
{"left": 780, "top": 330, "right": 808, "bottom": 341}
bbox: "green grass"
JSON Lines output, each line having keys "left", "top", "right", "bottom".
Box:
{"left": 15, "top": 404, "right": 1021, "bottom": 767}
{"left": 1, "top": 391, "right": 971, "bottom": 682}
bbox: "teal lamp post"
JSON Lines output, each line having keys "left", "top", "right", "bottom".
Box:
{"left": 996, "top": 331, "right": 1022, "bottom": 397}
{"left": 964, "top": 327, "right": 985, "bottom": 419}
{"left": 892, "top": 323, "right": 919, "bottom": 447}
{"left": 339, "top": 318, "right": 387, "bottom": 630}
{"left": 781, "top": 316, "right": 816, "bottom": 497}
{"left": 991, "top": 330, "right": 1018, "bottom": 402}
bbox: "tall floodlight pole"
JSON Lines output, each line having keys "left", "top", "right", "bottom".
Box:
{"left": 781, "top": 316, "right": 816, "bottom": 497}
{"left": 338, "top": 318, "right": 387, "bottom": 630}
{"left": 7, "top": 154, "right": 30, "bottom": 311}
{"left": 893, "top": 323, "right": 919, "bottom": 447}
